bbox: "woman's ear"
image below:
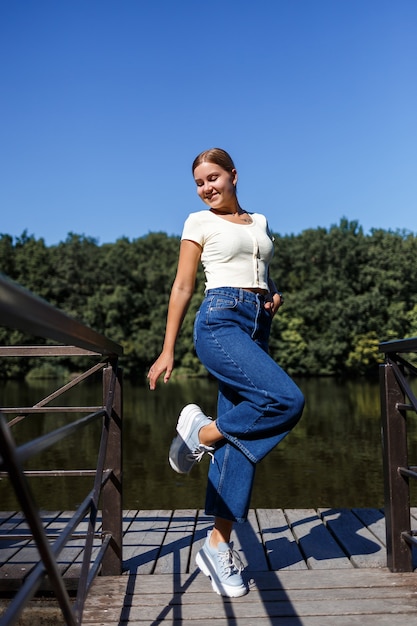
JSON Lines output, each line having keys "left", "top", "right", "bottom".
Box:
{"left": 232, "top": 169, "right": 238, "bottom": 186}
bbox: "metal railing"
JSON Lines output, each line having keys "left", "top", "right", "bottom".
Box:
{"left": 0, "top": 274, "right": 123, "bottom": 625}
{"left": 380, "top": 336, "right": 417, "bottom": 572}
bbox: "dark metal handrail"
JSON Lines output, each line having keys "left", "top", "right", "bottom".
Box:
{"left": 0, "top": 273, "right": 122, "bottom": 356}
{"left": 379, "top": 336, "right": 417, "bottom": 572}
{"left": 0, "top": 273, "right": 124, "bottom": 625}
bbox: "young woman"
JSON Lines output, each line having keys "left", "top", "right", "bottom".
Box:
{"left": 148, "top": 148, "right": 304, "bottom": 597}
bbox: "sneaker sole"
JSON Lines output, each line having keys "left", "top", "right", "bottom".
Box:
{"left": 168, "top": 405, "right": 212, "bottom": 475}
{"left": 168, "top": 435, "right": 187, "bottom": 474}
{"left": 176, "top": 404, "right": 205, "bottom": 440}
{"left": 196, "top": 549, "right": 248, "bottom": 598}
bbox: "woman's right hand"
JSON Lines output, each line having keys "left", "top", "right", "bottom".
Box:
{"left": 147, "top": 352, "right": 174, "bottom": 390}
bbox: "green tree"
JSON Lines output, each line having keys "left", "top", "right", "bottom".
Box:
{"left": 1, "top": 223, "right": 417, "bottom": 380}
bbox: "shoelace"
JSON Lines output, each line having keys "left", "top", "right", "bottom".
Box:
{"left": 218, "top": 547, "right": 244, "bottom": 576}
{"left": 186, "top": 444, "right": 215, "bottom": 464}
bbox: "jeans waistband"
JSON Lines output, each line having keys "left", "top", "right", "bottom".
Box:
{"left": 205, "top": 287, "right": 267, "bottom": 302}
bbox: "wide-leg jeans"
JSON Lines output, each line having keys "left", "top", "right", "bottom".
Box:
{"left": 193, "top": 287, "right": 305, "bottom": 523}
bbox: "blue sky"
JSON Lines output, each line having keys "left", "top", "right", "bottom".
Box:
{"left": 1, "top": 0, "right": 416, "bottom": 245}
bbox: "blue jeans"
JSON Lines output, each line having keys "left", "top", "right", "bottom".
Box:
{"left": 193, "top": 287, "right": 304, "bottom": 523}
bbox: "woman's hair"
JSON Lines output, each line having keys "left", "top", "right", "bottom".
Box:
{"left": 192, "top": 148, "right": 236, "bottom": 174}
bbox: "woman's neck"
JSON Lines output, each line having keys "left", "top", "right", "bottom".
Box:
{"left": 210, "top": 202, "right": 243, "bottom": 216}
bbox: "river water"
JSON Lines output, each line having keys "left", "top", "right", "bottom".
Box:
{"left": 1, "top": 377, "right": 416, "bottom": 511}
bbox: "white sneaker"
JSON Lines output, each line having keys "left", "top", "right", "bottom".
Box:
{"left": 168, "top": 404, "right": 214, "bottom": 474}
{"left": 196, "top": 530, "right": 248, "bottom": 597}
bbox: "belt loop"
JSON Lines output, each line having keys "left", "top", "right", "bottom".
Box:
{"left": 239, "top": 288, "right": 244, "bottom": 302}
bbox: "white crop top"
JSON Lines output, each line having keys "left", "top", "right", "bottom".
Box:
{"left": 181, "top": 210, "right": 274, "bottom": 291}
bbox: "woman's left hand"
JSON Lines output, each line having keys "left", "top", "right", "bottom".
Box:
{"left": 264, "top": 292, "right": 283, "bottom": 317}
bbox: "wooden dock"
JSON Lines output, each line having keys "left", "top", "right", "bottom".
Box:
{"left": 1, "top": 508, "right": 417, "bottom": 624}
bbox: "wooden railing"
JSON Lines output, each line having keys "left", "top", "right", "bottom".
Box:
{"left": 380, "top": 336, "right": 417, "bottom": 572}
{"left": 0, "top": 274, "right": 123, "bottom": 625}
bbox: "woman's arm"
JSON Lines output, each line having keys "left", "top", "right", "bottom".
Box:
{"left": 147, "top": 239, "right": 202, "bottom": 389}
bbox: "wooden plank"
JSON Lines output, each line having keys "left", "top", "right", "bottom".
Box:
{"left": 46, "top": 510, "right": 84, "bottom": 575}
{"left": 60, "top": 513, "right": 103, "bottom": 582}
{"left": 154, "top": 509, "right": 197, "bottom": 574}
{"left": 285, "top": 508, "right": 352, "bottom": 569}
{"left": 189, "top": 510, "right": 214, "bottom": 570}
{"left": 0, "top": 511, "right": 62, "bottom": 583}
{"left": 0, "top": 511, "right": 16, "bottom": 524}
{"left": 257, "top": 509, "right": 307, "bottom": 570}
{"left": 0, "top": 508, "right": 409, "bottom": 589}
{"left": 319, "top": 508, "right": 386, "bottom": 568}
{"left": 83, "top": 594, "right": 417, "bottom": 622}
{"left": 0, "top": 510, "right": 100, "bottom": 591}
{"left": 81, "top": 619, "right": 417, "bottom": 626}
{"left": 352, "top": 508, "right": 386, "bottom": 545}
{"left": 83, "top": 562, "right": 417, "bottom": 626}
{"left": 244, "top": 568, "right": 417, "bottom": 591}
{"left": 122, "top": 509, "right": 136, "bottom": 531}
{"left": 82, "top": 560, "right": 417, "bottom": 624}
{"left": 0, "top": 512, "right": 59, "bottom": 592}
{"left": 88, "top": 569, "right": 417, "bottom": 595}
{"left": 0, "top": 512, "right": 28, "bottom": 567}
{"left": 7, "top": 506, "right": 417, "bottom": 626}
{"left": 122, "top": 509, "right": 172, "bottom": 575}
{"left": 93, "top": 584, "right": 416, "bottom": 607}
{"left": 233, "top": 509, "right": 269, "bottom": 571}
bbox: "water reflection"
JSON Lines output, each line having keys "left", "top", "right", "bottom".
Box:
{"left": 1, "top": 377, "right": 417, "bottom": 511}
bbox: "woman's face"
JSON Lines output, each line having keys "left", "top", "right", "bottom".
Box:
{"left": 193, "top": 161, "right": 238, "bottom": 211}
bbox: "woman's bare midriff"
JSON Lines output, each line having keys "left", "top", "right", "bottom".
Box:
{"left": 240, "top": 287, "right": 268, "bottom": 295}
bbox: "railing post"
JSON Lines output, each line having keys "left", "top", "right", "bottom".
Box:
{"left": 380, "top": 362, "right": 412, "bottom": 571}
{"left": 101, "top": 363, "right": 123, "bottom": 575}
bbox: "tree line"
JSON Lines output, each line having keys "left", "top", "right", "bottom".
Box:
{"left": 1, "top": 219, "right": 416, "bottom": 381}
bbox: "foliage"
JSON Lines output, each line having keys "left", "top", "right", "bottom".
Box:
{"left": 1, "top": 220, "right": 417, "bottom": 380}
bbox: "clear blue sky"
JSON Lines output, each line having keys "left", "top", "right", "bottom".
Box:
{"left": 1, "top": 0, "right": 416, "bottom": 245}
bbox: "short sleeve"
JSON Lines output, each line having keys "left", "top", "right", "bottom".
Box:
{"left": 181, "top": 213, "right": 205, "bottom": 246}
{"left": 266, "top": 219, "right": 275, "bottom": 242}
